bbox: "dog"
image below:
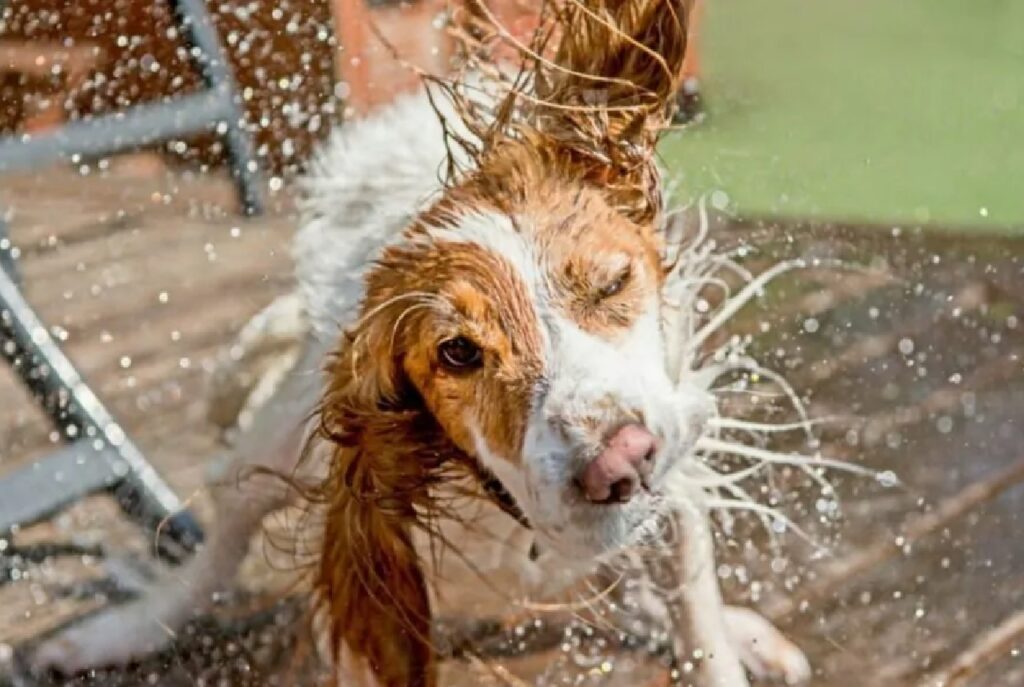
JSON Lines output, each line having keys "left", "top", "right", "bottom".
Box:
{"left": 32, "top": 1, "right": 812, "bottom": 685}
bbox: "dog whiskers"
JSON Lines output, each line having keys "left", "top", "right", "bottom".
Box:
{"left": 685, "top": 258, "right": 809, "bottom": 362}
{"left": 697, "top": 437, "right": 875, "bottom": 479}
{"left": 659, "top": 199, "right": 897, "bottom": 562}
{"left": 708, "top": 416, "right": 838, "bottom": 433}
{"left": 677, "top": 461, "right": 767, "bottom": 489}
{"left": 703, "top": 497, "right": 819, "bottom": 550}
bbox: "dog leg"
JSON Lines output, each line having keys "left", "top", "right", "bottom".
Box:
{"left": 647, "top": 500, "right": 749, "bottom": 687}
{"left": 647, "top": 499, "right": 811, "bottom": 686}
{"left": 722, "top": 606, "right": 810, "bottom": 686}
{"left": 30, "top": 336, "right": 327, "bottom": 675}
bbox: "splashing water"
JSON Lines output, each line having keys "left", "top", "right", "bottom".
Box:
{"left": 659, "top": 194, "right": 897, "bottom": 552}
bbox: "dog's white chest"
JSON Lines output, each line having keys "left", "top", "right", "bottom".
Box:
{"left": 415, "top": 499, "right": 596, "bottom": 618}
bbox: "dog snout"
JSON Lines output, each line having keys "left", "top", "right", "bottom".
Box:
{"left": 577, "top": 424, "right": 657, "bottom": 504}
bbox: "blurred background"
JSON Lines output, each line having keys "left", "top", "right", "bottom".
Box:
{"left": 1, "top": 1, "right": 1022, "bottom": 685}
{"left": 664, "top": 0, "right": 1024, "bottom": 231}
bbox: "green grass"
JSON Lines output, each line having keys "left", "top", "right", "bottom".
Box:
{"left": 660, "top": 0, "right": 1024, "bottom": 231}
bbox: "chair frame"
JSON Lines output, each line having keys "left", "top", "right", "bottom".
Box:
{"left": 0, "top": 0, "right": 266, "bottom": 559}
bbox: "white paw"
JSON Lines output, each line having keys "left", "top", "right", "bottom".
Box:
{"left": 725, "top": 606, "right": 811, "bottom": 685}
{"left": 31, "top": 595, "right": 184, "bottom": 675}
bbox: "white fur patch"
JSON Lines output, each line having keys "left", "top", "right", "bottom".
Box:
{"left": 429, "top": 212, "right": 541, "bottom": 283}
{"left": 428, "top": 209, "right": 712, "bottom": 558}
{"left": 294, "top": 91, "right": 475, "bottom": 342}
{"left": 520, "top": 302, "right": 713, "bottom": 556}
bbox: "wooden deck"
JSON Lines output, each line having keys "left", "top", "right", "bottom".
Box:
{"left": 0, "top": 163, "right": 298, "bottom": 671}
{"left": 0, "top": 164, "right": 294, "bottom": 473}
{"left": 1, "top": 164, "right": 1023, "bottom": 686}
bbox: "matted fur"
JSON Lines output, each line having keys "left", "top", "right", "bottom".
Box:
{"left": 440, "top": 0, "right": 692, "bottom": 223}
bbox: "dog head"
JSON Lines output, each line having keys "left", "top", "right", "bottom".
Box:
{"left": 369, "top": 179, "right": 712, "bottom": 558}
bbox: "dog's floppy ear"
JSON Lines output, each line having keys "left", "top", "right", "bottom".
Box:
{"left": 540, "top": 0, "right": 692, "bottom": 224}
{"left": 451, "top": 1, "right": 692, "bottom": 224}
{"left": 312, "top": 306, "right": 446, "bottom": 687}
{"left": 539, "top": 0, "right": 692, "bottom": 119}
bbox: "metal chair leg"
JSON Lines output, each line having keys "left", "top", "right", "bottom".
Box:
{"left": 0, "top": 0, "right": 262, "bottom": 566}
{"left": 0, "top": 213, "right": 19, "bottom": 282}
{"left": 0, "top": 267, "right": 203, "bottom": 561}
{"left": 173, "top": 0, "right": 264, "bottom": 216}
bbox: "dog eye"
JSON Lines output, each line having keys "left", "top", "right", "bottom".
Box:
{"left": 596, "top": 266, "right": 631, "bottom": 300}
{"left": 438, "top": 336, "right": 483, "bottom": 370}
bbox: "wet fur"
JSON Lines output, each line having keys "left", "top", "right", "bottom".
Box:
{"left": 307, "top": 4, "right": 697, "bottom": 681}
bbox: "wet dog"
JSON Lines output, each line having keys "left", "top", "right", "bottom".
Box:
{"left": 33, "top": 2, "right": 810, "bottom": 684}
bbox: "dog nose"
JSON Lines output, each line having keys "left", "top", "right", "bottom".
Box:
{"left": 578, "top": 424, "right": 657, "bottom": 504}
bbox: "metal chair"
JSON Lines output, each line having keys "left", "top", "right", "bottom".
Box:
{"left": 0, "top": 0, "right": 263, "bottom": 215}
{"left": 0, "top": 0, "right": 265, "bottom": 559}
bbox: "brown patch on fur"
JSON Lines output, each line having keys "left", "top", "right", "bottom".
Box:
{"left": 316, "top": 405, "right": 446, "bottom": 687}
{"left": 312, "top": 237, "right": 544, "bottom": 685}
{"left": 438, "top": 158, "right": 664, "bottom": 339}
{"left": 383, "top": 237, "right": 545, "bottom": 464}
{"left": 529, "top": 185, "right": 662, "bottom": 338}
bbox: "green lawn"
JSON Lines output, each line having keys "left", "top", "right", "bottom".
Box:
{"left": 660, "top": 0, "right": 1024, "bottom": 231}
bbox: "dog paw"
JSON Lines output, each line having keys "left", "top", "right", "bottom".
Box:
{"left": 30, "top": 598, "right": 180, "bottom": 675}
{"left": 724, "top": 606, "right": 811, "bottom": 685}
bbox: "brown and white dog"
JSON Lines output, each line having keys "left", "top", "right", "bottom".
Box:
{"left": 33, "top": 1, "right": 812, "bottom": 685}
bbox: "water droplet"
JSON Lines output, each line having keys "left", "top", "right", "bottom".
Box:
{"left": 876, "top": 470, "right": 899, "bottom": 488}
{"left": 106, "top": 423, "right": 126, "bottom": 446}
{"left": 710, "top": 189, "right": 730, "bottom": 211}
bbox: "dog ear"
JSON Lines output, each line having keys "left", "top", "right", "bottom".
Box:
{"left": 538, "top": 0, "right": 693, "bottom": 224}
{"left": 312, "top": 306, "right": 444, "bottom": 687}
{"left": 451, "top": 1, "right": 693, "bottom": 225}
{"left": 539, "top": 0, "right": 693, "bottom": 119}
{"left": 316, "top": 435, "right": 436, "bottom": 687}
{"left": 460, "top": 0, "right": 692, "bottom": 226}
